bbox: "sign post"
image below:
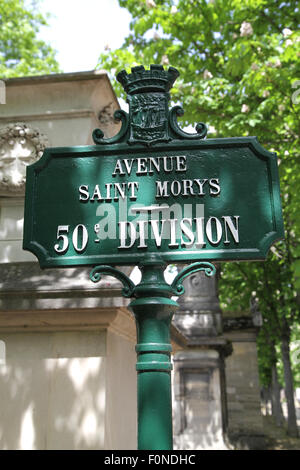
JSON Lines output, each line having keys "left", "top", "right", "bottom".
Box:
{"left": 23, "top": 65, "right": 284, "bottom": 450}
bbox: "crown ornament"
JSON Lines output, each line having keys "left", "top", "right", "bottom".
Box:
{"left": 116, "top": 64, "right": 180, "bottom": 95}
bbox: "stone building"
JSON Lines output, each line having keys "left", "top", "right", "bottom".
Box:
{"left": 223, "top": 305, "right": 265, "bottom": 449}
{"left": 172, "top": 267, "right": 265, "bottom": 450}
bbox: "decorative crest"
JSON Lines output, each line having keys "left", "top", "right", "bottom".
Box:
{"left": 93, "top": 64, "right": 207, "bottom": 146}
{"left": 0, "top": 123, "right": 49, "bottom": 196}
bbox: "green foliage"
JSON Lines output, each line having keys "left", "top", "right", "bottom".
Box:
{"left": 97, "top": 0, "right": 300, "bottom": 388}
{"left": 0, "top": 0, "right": 60, "bottom": 78}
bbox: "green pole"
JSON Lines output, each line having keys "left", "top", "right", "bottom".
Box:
{"left": 90, "top": 258, "right": 216, "bottom": 450}
{"left": 129, "top": 257, "right": 177, "bottom": 450}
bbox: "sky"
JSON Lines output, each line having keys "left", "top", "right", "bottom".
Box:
{"left": 39, "top": 0, "right": 132, "bottom": 73}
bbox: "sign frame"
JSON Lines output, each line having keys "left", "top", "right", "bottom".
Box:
{"left": 23, "top": 136, "right": 284, "bottom": 269}
{"left": 23, "top": 64, "right": 284, "bottom": 269}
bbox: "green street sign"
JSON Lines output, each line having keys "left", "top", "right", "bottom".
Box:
{"left": 23, "top": 65, "right": 284, "bottom": 268}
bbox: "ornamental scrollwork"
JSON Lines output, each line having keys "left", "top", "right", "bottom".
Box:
{"left": 171, "top": 262, "right": 216, "bottom": 296}
{"left": 90, "top": 265, "right": 136, "bottom": 298}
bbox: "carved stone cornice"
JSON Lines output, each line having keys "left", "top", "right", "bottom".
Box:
{"left": 0, "top": 262, "right": 129, "bottom": 312}
{"left": 0, "top": 109, "right": 94, "bottom": 123}
{"left": 0, "top": 123, "right": 49, "bottom": 196}
{"left": 0, "top": 306, "right": 135, "bottom": 338}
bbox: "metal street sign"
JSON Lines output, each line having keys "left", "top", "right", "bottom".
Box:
{"left": 22, "top": 64, "right": 285, "bottom": 451}
{"left": 23, "top": 65, "right": 284, "bottom": 268}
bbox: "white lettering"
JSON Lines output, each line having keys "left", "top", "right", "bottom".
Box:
{"left": 150, "top": 219, "right": 166, "bottom": 247}
{"left": 180, "top": 218, "right": 194, "bottom": 247}
{"left": 127, "top": 181, "right": 139, "bottom": 200}
{"left": 112, "top": 159, "right": 125, "bottom": 176}
{"left": 80, "top": 182, "right": 140, "bottom": 202}
{"left": 72, "top": 224, "right": 88, "bottom": 253}
{"left": 156, "top": 180, "right": 169, "bottom": 197}
{"left": 79, "top": 185, "right": 89, "bottom": 201}
{"left": 168, "top": 218, "right": 179, "bottom": 247}
{"left": 170, "top": 180, "right": 181, "bottom": 196}
{"left": 114, "top": 183, "right": 126, "bottom": 200}
{"left": 182, "top": 179, "right": 194, "bottom": 196}
{"left": 195, "top": 217, "right": 206, "bottom": 247}
{"left": 163, "top": 156, "right": 173, "bottom": 172}
{"left": 206, "top": 217, "right": 223, "bottom": 245}
{"left": 209, "top": 178, "right": 221, "bottom": 195}
{"left": 194, "top": 178, "right": 207, "bottom": 195}
{"left": 91, "top": 184, "right": 103, "bottom": 201}
{"left": 118, "top": 222, "right": 136, "bottom": 248}
{"left": 136, "top": 158, "right": 148, "bottom": 175}
{"left": 222, "top": 215, "right": 240, "bottom": 243}
{"left": 123, "top": 159, "right": 134, "bottom": 175}
{"left": 105, "top": 183, "right": 113, "bottom": 201}
{"left": 149, "top": 157, "right": 161, "bottom": 174}
{"left": 176, "top": 155, "right": 187, "bottom": 172}
{"left": 137, "top": 220, "right": 148, "bottom": 248}
{"left": 111, "top": 155, "right": 188, "bottom": 177}
{"left": 54, "top": 215, "right": 240, "bottom": 254}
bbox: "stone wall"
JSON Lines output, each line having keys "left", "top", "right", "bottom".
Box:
{"left": 173, "top": 350, "right": 228, "bottom": 450}
{"left": 0, "top": 71, "right": 138, "bottom": 450}
{"left": 0, "top": 329, "right": 137, "bottom": 449}
{"left": 224, "top": 329, "right": 265, "bottom": 449}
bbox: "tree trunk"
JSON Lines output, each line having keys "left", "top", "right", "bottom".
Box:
{"left": 281, "top": 334, "right": 299, "bottom": 437}
{"left": 271, "top": 362, "right": 284, "bottom": 427}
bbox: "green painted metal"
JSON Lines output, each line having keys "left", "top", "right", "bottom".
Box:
{"left": 23, "top": 65, "right": 284, "bottom": 269}
{"left": 90, "top": 265, "right": 135, "bottom": 297}
{"left": 90, "top": 256, "right": 216, "bottom": 450}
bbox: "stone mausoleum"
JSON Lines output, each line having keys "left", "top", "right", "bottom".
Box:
{"left": 0, "top": 70, "right": 264, "bottom": 450}
{"left": 172, "top": 267, "right": 265, "bottom": 449}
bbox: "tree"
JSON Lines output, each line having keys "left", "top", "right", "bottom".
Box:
{"left": 97, "top": 0, "right": 300, "bottom": 436}
{"left": 0, "top": 0, "right": 60, "bottom": 78}
{"left": 257, "top": 328, "right": 284, "bottom": 427}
